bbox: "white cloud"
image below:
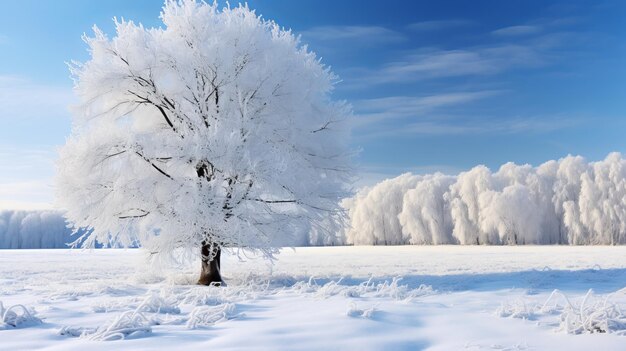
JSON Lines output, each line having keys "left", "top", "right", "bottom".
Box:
{"left": 357, "top": 115, "right": 581, "bottom": 139}
{"left": 344, "top": 45, "right": 545, "bottom": 87}
{"left": 337, "top": 26, "right": 579, "bottom": 91}
{"left": 300, "top": 25, "right": 406, "bottom": 45}
{"left": 492, "top": 25, "right": 542, "bottom": 37}
{"left": 353, "top": 91, "right": 500, "bottom": 128}
{"left": 406, "top": 20, "right": 473, "bottom": 32}
{"left": 339, "top": 38, "right": 556, "bottom": 90}
{"left": 357, "top": 91, "right": 499, "bottom": 111}
{"left": 347, "top": 92, "right": 577, "bottom": 142}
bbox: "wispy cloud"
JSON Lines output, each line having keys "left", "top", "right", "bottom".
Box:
{"left": 0, "top": 76, "right": 74, "bottom": 120}
{"left": 357, "top": 91, "right": 499, "bottom": 111}
{"left": 358, "top": 115, "right": 582, "bottom": 140}
{"left": 405, "top": 117, "right": 575, "bottom": 135}
{"left": 342, "top": 43, "right": 546, "bottom": 88}
{"left": 300, "top": 25, "right": 406, "bottom": 45}
{"left": 353, "top": 91, "right": 500, "bottom": 128}
{"left": 492, "top": 25, "right": 542, "bottom": 37}
{"left": 406, "top": 20, "right": 473, "bottom": 32}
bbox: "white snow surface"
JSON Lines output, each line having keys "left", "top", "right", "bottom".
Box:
{"left": 1, "top": 246, "right": 625, "bottom": 350}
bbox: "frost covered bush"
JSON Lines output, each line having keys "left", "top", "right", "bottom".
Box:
{"left": 0, "top": 210, "right": 73, "bottom": 249}
{"left": 346, "top": 153, "right": 626, "bottom": 245}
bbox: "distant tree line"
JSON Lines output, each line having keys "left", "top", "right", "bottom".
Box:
{"left": 4, "top": 153, "right": 626, "bottom": 249}
{"left": 345, "top": 153, "right": 626, "bottom": 245}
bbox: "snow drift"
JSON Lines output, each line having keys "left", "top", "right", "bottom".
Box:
{"left": 0, "top": 210, "right": 73, "bottom": 249}
{"left": 346, "top": 153, "right": 626, "bottom": 245}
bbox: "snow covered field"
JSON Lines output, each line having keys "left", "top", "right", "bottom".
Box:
{"left": 1, "top": 246, "right": 625, "bottom": 350}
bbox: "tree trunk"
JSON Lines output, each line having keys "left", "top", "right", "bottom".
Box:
{"left": 197, "top": 242, "right": 223, "bottom": 286}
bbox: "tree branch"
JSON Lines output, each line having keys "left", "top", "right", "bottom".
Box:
{"left": 311, "top": 120, "right": 332, "bottom": 133}
{"left": 247, "top": 198, "right": 297, "bottom": 204}
{"left": 116, "top": 209, "right": 150, "bottom": 219}
{"left": 127, "top": 90, "right": 177, "bottom": 132}
{"left": 135, "top": 151, "right": 173, "bottom": 179}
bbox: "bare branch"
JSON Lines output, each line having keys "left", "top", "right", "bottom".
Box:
{"left": 247, "top": 198, "right": 297, "bottom": 204}
{"left": 135, "top": 151, "right": 174, "bottom": 179}
{"left": 311, "top": 120, "right": 332, "bottom": 133}
{"left": 116, "top": 209, "right": 150, "bottom": 219}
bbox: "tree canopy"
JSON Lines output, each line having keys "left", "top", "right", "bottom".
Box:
{"left": 56, "top": 0, "right": 352, "bottom": 262}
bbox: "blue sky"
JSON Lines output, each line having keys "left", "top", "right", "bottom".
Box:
{"left": 1, "top": 0, "right": 625, "bottom": 209}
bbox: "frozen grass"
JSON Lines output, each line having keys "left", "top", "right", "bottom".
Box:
{"left": 135, "top": 292, "right": 181, "bottom": 314}
{"left": 548, "top": 289, "right": 626, "bottom": 335}
{"left": 186, "top": 303, "right": 242, "bottom": 329}
{"left": 60, "top": 310, "right": 152, "bottom": 341}
{"left": 346, "top": 301, "right": 378, "bottom": 319}
{"left": 288, "top": 276, "right": 434, "bottom": 300}
{"left": 0, "top": 301, "right": 42, "bottom": 329}
{"left": 496, "top": 289, "right": 626, "bottom": 335}
{"left": 495, "top": 299, "right": 538, "bottom": 320}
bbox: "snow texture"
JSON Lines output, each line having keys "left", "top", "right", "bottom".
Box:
{"left": 347, "top": 153, "right": 626, "bottom": 245}
{"left": 1, "top": 247, "right": 625, "bottom": 350}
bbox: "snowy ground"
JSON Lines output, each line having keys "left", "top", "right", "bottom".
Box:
{"left": 1, "top": 246, "right": 625, "bottom": 350}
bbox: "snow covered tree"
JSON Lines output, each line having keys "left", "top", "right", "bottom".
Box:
{"left": 398, "top": 173, "right": 456, "bottom": 245}
{"left": 345, "top": 173, "right": 420, "bottom": 245}
{"left": 345, "top": 153, "right": 626, "bottom": 246}
{"left": 56, "top": 1, "right": 351, "bottom": 285}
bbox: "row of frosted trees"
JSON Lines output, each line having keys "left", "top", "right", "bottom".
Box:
{"left": 4, "top": 153, "right": 626, "bottom": 248}
{"left": 0, "top": 210, "right": 73, "bottom": 249}
{"left": 345, "top": 153, "right": 626, "bottom": 245}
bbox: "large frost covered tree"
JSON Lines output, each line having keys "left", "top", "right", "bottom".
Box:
{"left": 56, "top": 1, "right": 351, "bottom": 285}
